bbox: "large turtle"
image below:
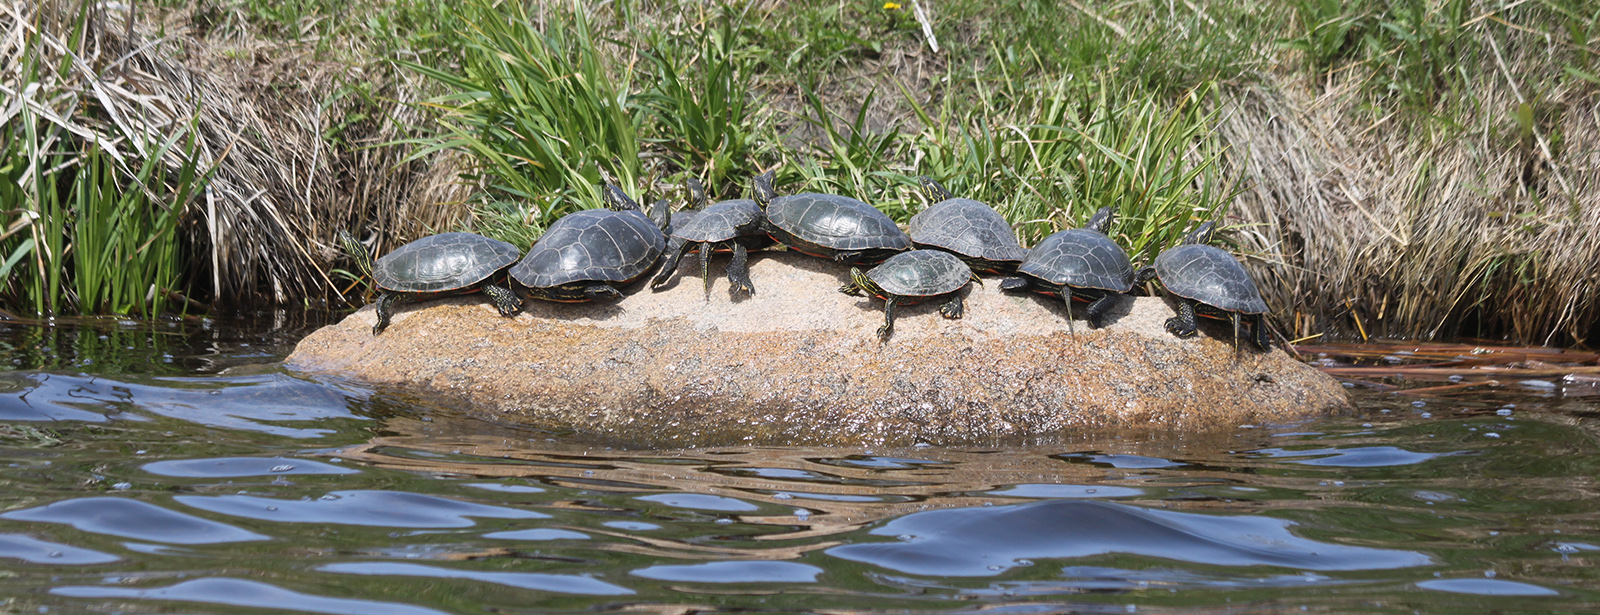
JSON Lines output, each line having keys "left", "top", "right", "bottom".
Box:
{"left": 1135, "top": 221, "right": 1271, "bottom": 351}
{"left": 839, "top": 249, "right": 979, "bottom": 342}
{"left": 651, "top": 177, "right": 775, "bottom": 296}
{"left": 908, "top": 176, "right": 1026, "bottom": 274}
{"left": 753, "top": 170, "right": 910, "bottom": 265}
{"left": 510, "top": 184, "right": 669, "bottom": 302}
{"left": 367, "top": 232, "right": 522, "bottom": 335}
{"left": 999, "top": 206, "right": 1134, "bottom": 334}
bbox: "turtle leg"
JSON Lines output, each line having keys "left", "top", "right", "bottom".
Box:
{"left": 1166, "top": 299, "right": 1199, "bottom": 338}
{"left": 1062, "top": 292, "right": 1077, "bottom": 336}
{"left": 999, "top": 277, "right": 1029, "bottom": 292}
{"left": 700, "top": 240, "right": 716, "bottom": 295}
{"left": 483, "top": 283, "right": 523, "bottom": 318}
{"left": 878, "top": 296, "right": 898, "bottom": 342}
{"left": 940, "top": 292, "right": 964, "bottom": 319}
{"left": 1251, "top": 313, "right": 1272, "bottom": 351}
{"left": 1084, "top": 291, "right": 1117, "bottom": 328}
{"left": 372, "top": 292, "right": 398, "bottom": 335}
{"left": 833, "top": 250, "right": 862, "bottom": 264}
{"left": 585, "top": 285, "right": 623, "bottom": 302}
{"left": 651, "top": 239, "right": 693, "bottom": 289}
{"left": 726, "top": 242, "right": 754, "bottom": 297}
{"left": 839, "top": 279, "right": 864, "bottom": 296}
{"left": 1232, "top": 311, "right": 1243, "bottom": 358}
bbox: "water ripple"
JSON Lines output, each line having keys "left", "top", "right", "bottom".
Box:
{"left": 2, "top": 498, "right": 267, "bottom": 544}
{"left": 826, "top": 499, "right": 1432, "bottom": 577}
{"left": 142, "top": 456, "right": 358, "bottom": 477}
{"left": 1416, "top": 578, "right": 1560, "bottom": 596}
{"left": 0, "top": 533, "right": 119, "bottom": 564}
{"left": 50, "top": 577, "right": 448, "bottom": 615}
{"left": 631, "top": 561, "right": 824, "bottom": 584}
{"left": 174, "top": 490, "right": 546, "bottom": 527}
{"left": 320, "top": 562, "right": 634, "bottom": 595}
{"left": 1252, "top": 446, "right": 1448, "bottom": 467}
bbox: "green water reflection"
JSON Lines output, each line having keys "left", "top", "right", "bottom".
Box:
{"left": 0, "top": 315, "right": 1597, "bottom": 613}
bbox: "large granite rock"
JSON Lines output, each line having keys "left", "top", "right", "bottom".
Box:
{"left": 286, "top": 251, "right": 1349, "bottom": 447}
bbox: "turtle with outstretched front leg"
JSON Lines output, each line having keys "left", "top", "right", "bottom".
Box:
{"left": 999, "top": 206, "right": 1134, "bottom": 335}
{"left": 753, "top": 170, "right": 910, "bottom": 265}
{"left": 366, "top": 232, "right": 523, "bottom": 335}
{"left": 510, "top": 184, "right": 669, "bottom": 303}
{"left": 651, "top": 177, "right": 774, "bottom": 297}
{"left": 1135, "top": 221, "right": 1271, "bottom": 352}
{"left": 839, "top": 249, "right": 978, "bottom": 342}
{"left": 908, "top": 176, "right": 1027, "bottom": 274}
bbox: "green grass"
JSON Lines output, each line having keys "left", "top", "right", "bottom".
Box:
{"left": 399, "top": 0, "right": 644, "bottom": 249}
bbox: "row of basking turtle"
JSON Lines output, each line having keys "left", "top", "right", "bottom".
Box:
{"left": 362, "top": 171, "right": 1270, "bottom": 349}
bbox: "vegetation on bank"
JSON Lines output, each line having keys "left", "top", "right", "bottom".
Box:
{"left": 1, "top": 0, "right": 1595, "bottom": 345}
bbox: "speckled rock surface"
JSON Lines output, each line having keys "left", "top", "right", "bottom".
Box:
{"left": 287, "top": 251, "right": 1349, "bottom": 447}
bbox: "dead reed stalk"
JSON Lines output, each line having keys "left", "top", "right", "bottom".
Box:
{"left": 1, "top": 1, "right": 471, "bottom": 307}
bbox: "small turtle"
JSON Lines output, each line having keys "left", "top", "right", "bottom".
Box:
{"left": 651, "top": 177, "right": 775, "bottom": 296}
{"left": 999, "top": 206, "right": 1134, "bottom": 334}
{"left": 839, "top": 249, "right": 979, "bottom": 341}
{"left": 1135, "top": 221, "right": 1271, "bottom": 351}
{"left": 368, "top": 232, "right": 522, "bottom": 335}
{"left": 754, "top": 170, "right": 910, "bottom": 265}
{"left": 510, "top": 184, "right": 669, "bottom": 302}
{"left": 908, "top": 176, "right": 1027, "bottom": 274}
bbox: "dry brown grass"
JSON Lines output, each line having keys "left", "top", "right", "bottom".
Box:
{"left": 2, "top": 2, "right": 471, "bottom": 307}
{"left": 1220, "top": 28, "right": 1599, "bottom": 346}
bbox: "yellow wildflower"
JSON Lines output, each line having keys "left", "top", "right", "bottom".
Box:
{"left": 883, "top": 2, "right": 901, "bottom": 9}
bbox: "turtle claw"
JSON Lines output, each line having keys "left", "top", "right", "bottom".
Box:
{"left": 876, "top": 325, "right": 893, "bottom": 342}
{"left": 939, "top": 294, "right": 965, "bottom": 319}
{"left": 1165, "top": 316, "right": 1197, "bottom": 338}
{"left": 998, "top": 277, "right": 1029, "bottom": 292}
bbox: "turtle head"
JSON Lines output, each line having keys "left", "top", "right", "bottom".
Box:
{"left": 1084, "top": 206, "right": 1116, "bottom": 235}
{"left": 337, "top": 229, "right": 373, "bottom": 278}
{"left": 647, "top": 199, "right": 671, "bottom": 231}
{"left": 1182, "top": 221, "right": 1217, "bottom": 245}
{"left": 753, "top": 170, "right": 777, "bottom": 207}
{"left": 601, "top": 183, "right": 641, "bottom": 212}
{"left": 686, "top": 177, "right": 709, "bottom": 210}
{"left": 918, "top": 176, "right": 955, "bottom": 203}
{"left": 848, "top": 267, "right": 881, "bottom": 297}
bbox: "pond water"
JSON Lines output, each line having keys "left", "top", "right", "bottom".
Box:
{"left": 1, "top": 313, "right": 1598, "bottom": 613}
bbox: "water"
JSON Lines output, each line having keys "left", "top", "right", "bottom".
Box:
{"left": 2, "top": 314, "right": 1599, "bottom": 613}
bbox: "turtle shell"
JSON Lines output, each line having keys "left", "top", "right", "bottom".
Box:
{"left": 373, "top": 232, "right": 521, "bottom": 294}
{"left": 908, "top": 198, "right": 1026, "bottom": 264}
{"left": 1152, "top": 244, "right": 1269, "bottom": 315}
{"left": 866, "top": 249, "right": 973, "bottom": 297}
{"left": 1017, "top": 228, "right": 1135, "bottom": 293}
{"left": 672, "top": 199, "right": 763, "bottom": 243}
{"left": 766, "top": 193, "right": 911, "bottom": 252}
{"left": 510, "top": 209, "right": 666, "bottom": 289}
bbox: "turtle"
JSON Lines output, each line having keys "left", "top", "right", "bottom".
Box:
{"left": 510, "top": 184, "right": 669, "bottom": 302}
{"left": 999, "top": 206, "right": 1135, "bottom": 335}
{"left": 651, "top": 177, "right": 776, "bottom": 296}
{"left": 367, "top": 231, "right": 523, "bottom": 336}
{"left": 907, "top": 176, "right": 1027, "bottom": 274}
{"left": 1135, "top": 221, "right": 1272, "bottom": 351}
{"left": 839, "top": 249, "right": 979, "bottom": 342}
{"left": 753, "top": 170, "right": 910, "bottom": 265}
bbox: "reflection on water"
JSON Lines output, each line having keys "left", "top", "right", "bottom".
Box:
{"left": 1, "top": 315, "right": 1599, "bottom": 613}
